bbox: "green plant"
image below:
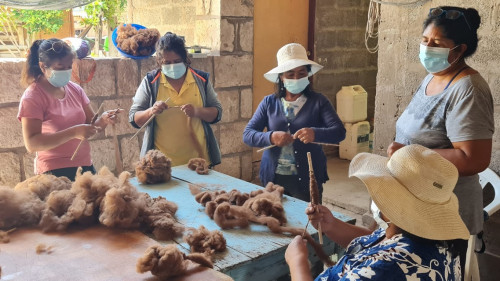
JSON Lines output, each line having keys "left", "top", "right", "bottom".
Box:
{"left": 81, "top": 0, "right": 126, "bottom": 55}
{"left": 81, "top": 0, "right": 126, "bottom": 29}
{"left": 12, "top": 9, "right": 64, "bottom": 35}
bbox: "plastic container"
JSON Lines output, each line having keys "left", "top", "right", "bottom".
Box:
{"left": 111, "top": 23, "right": 155, "bottom": 59}
{"left": 336, "top": 85, "right": 367, "bottom": 123}
{"left": 339, "top": 121, "right": 371, "bottom": 160}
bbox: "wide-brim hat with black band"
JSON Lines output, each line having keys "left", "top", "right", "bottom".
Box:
{"left": 263, "top": 43, "right": 323, "bottom": 83}
{"left": 349, "top": 144, "right": 469, "bottom": 240}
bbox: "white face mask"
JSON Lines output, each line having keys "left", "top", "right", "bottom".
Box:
{"left": 419, "top": 44, "right": 460, "bottom": 73}
{"left": 162, "top": 62, "right": 186, "bottom": 79}
{"left": 47, "top": 68, "right": 72, "bottom": 87}
{"left": 371, "top": 201, "right": 391, "bottom": 230}
{"left": 283, "top": 76, "right": 310, "bottom": 94}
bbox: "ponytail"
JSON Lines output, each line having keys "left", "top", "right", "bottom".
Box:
{"left": 21, "top": 40, "right": 44, "bottom": 87}
{"left": 20, "top": 38, "right": 74, "bottom": 87}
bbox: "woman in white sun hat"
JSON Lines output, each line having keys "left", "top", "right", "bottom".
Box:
{"left": 243, "top": 43, "right": 345, "bottom": 203}
{"left": 285, "top": 144, "right": 468, "bottom": 281}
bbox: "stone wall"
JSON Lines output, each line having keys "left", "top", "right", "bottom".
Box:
{"left": 314, "top": 0, "right": 377, "bottom": 123}
{"left": 373, "top": 1, "right": 500, "bottom": 279}
{"left": 128, "top": 0, "right": 222, "bottom": 54}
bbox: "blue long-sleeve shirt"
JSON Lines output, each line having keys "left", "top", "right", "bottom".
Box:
{"left": 243, "top": 92, "right": 345, "bottom": 190}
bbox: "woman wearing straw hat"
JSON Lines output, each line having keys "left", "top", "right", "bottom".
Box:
{"left": 243, "top": 43, "right": 345, "bottom": 203}
{"left": 285, "top": 144, "right": 468, "bottom": 280}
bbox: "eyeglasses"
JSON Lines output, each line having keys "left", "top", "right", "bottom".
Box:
{"left": 429, "top": 8, "right": 471, "bottom": 31}
{"left": 46, "top": 41, "right": 65, "bottom": 53}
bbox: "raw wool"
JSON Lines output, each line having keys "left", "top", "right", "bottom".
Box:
{"left": 0, "top": 186, "right": 45, "bottom": 230}
{"left": 98, "top": 171, "right": 148, "bottom": 229}
{"left": 135, "top": 149, "right": 172, "bottom": 184}
{"left": 187, "top": 158, "right": 209, "bottom": 175}
{"left": 183, "top": 226, "right": 226, "bottom": 257}
{"left": 116, "top": 24, "right": 160, "bottom": 57}
{"left": 14, "top": 174, "right": 72, "bottom": 201}
{"left": 141, "top": 195, "right": 184, "bottom": 241}
{"left": 0, "top": 228, "right": 16, "bottom": 243}
{"left": 35, "top": 243, "right": 54, "bottom": 254}
{"left": 1, "top": 166, "right": 183, "bottom": 241}
{"left": 136, "top": 244, "right": 213, "bottom": 279}
{"left": 191, "top": 183, "right": 334, "bottom": 267}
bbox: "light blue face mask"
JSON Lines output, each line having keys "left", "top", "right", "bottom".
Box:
{"left": 47, "top": 68, "right": 72, "bottom": 87}
{"left": 371, "top": 201, "right": 391, "bottom": 230}
{"left": 162, "top": 62, "right": 187, "bottom": 79}
{"left": 283, "top": 76, "right": 310, "bottom": 94}
{"left": 419, "top": 44, "right": 459, "bottom": 73}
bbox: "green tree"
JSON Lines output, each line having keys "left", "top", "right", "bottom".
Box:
{"left": 12, "top": 9, "right": 64, "bottom": 35}
{"left": 81, "top": 0, "right": 126, "bottom": 55}
{"left": 0, "top": 7, "right": 65, "bottom": 57}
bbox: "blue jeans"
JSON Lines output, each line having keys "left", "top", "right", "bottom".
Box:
{"left": 273, "top": 173, "right": 323, "bottom": 204}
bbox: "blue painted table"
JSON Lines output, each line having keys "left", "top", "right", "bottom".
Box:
{"left": 131, "top": 165, "right": 353, "bottom": 281}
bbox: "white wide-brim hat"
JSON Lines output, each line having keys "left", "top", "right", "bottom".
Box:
{"left": 349, "top": 144, "right": 469, "bottom": 240}
{"left": 264, "top": 43, "right": 323, "bottom": 83}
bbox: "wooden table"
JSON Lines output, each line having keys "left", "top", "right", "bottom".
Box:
{"left": 131, "top": 165, "right": 354, "bottom": 281}
{"left": 0, "top": 226, "right": 233, "bottom": 281}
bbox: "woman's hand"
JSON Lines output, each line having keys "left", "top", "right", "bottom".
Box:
{"left": 293, "top": 128, "right": 315, "bottom": 144}
{"left": 285, "top": 235, "right": 309, "bottom": 266}
{"left": 306, "top": 204, "right": 335, "bottom": 232}
{"left": 180, "top": 103, "right": 198, "bottom": 118}
{"left": 151, "top": 101, "right": 169, "bottom": 115}
{"left": 73, "top": 124, "right": 99, "bottom": 140}
{"left": 387, "top": 141, "right": 405, "bottom": 157}
{"left": 271, "top": 131, "right": 294, "bottom": 147}
{"left": 96, "top": 108, "right": 124, "bottom": 126}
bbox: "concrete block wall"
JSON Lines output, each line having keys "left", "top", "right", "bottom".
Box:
{"left": 0, "top": 0, "right": 254, "bottom": 187}
{"left": 214, "top": 0, "right": 254, "bottom": 181}
{"left": 127, "top": 0, "right": 197, "bottom": 45}
{"left": 314, "top": 0, "right": 377, "bottom": 124}
{"left": 373, "top": 1, "right": 500, "bottom": 279}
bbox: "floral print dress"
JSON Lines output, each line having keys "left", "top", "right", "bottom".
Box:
{"left": 315, "top": 228, "right": 460, "bottom": 281}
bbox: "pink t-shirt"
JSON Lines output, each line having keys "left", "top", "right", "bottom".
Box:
{"left": 17, "top": 81, "right": 92, "bottom": 174}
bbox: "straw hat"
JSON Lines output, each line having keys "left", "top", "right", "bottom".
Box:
{"left": 263, "top": 43, "right": 323, "bottom": 82}
{"left": 349, "top": 144, "right": 469, "bottom": 240}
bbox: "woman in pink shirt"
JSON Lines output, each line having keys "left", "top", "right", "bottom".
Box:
{"left": 18, "top": 38, "right": 121, "bottom": 181}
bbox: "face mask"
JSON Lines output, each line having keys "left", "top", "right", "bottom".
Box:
{"left": 47, "top": 69, "right": 72, "bottom": 87}
{"left": 419, "top": 44, "right": 459, "bottom": 73}
{"left": 371, "top": 201, "right": 391, "bottom": 230}
{"left": 162, "top": 62, "right": 187, "bottom": 79}
{"left": 283, "top": 76, "right": 310, "bottom": 94}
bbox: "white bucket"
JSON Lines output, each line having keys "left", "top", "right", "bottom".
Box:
{"left": 339, "top": 121, "right": 371, "bottom": 160}
{"left": 336, "top": 85, "right": 367, "bottom": 123}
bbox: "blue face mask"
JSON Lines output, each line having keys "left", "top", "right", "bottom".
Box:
{"left": 47, "top": 69, "right": 72, "bottom": 87}
{"left": 283, "top": 76, "right": 310, "bottom": 94}
{"left": 419, "top": 44, "right": 459, "bottom": 73}
{"left": 162, "top": 62, "right": 187, "bottom": 79}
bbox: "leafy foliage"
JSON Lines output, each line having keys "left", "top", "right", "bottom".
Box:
{"left": 81, "top": 0, "right": 126, "bottom": 29}
{"left": 11, "top": 9, "right": 64, "bottom": 35}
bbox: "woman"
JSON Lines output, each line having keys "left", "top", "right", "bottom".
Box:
{"left": 18, "top": 38, "right": 120, "bottom": 181}
{"left": 286, "top": 144, "right": 469, "bottom": 280}
{"left": 243, "top": 43, "right": 345, "bottom": 203}
{"left": 129, "top": 32, "right": 222, "bottom": 167}
{"left": 387, "top": 6, "right": 494, "bottom": 271}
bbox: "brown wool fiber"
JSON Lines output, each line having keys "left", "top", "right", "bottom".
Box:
{"left": 135, "top": 149, "right": 172, "bottom": 184}
{"left": 14, "top": 174, "right": 72, "bottom": 201}
{"left": 187, "top": 158, "right": 210, "bottom": 175}
{"left": 0, "top": 186, "right": 45, "bottom": 230}
{"left": 183, "top": 226, "right": 226, "bottom": 257}
{"left": 136, "top": 244, "right": 213, "bottom": 279}
{"left": 0, "top": 166, "right": 182, "bottom": 241}
{"left": 116, "top": 24, "right": 160, "bottom": 57}
{"left": 191, "top": 182, "right": 334, "bottom": 267}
